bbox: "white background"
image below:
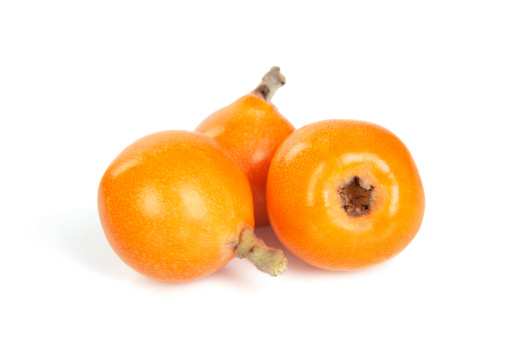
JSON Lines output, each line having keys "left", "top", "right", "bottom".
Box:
{"left": 1, "top": 1, "right": 506, "bottom": 337}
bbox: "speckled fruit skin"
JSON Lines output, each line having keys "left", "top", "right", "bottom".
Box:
{"left": 97, "top": 130, "right": 254, "bottom": 283}
{"left": 196, "top": 93, "right": 295, "bottom": 227}
{"left": 266, "top": 120, "right": 425, "bottom": 271}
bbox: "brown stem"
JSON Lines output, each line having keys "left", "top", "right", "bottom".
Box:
{"left": 252, "top": 66, "right": 286, "bottom": 102}
{"left": 233, "top": 227, "right": 288, "bottom": 276}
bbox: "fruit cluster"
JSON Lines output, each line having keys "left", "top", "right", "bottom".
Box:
{"left": 97, "top": 67, "right": 425, "bottom": 283}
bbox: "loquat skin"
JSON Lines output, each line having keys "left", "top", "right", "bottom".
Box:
{"left": 97, "top": 131, "right": 254, "bottom": 283}
{"left": 266, "top": 120, "right": 425, "bottom": 271}
{"left": 195, "top": 67, "right": 295, "bottom": 227}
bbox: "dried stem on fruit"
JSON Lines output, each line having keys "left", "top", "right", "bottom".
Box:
{"left": 253, "top": 66, "right": 286, "bottom": 102}
{"left": 233, "top": 227, "right": 288, "bottom": 276}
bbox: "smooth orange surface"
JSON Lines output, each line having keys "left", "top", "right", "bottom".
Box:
{"left": 196, "top": 93, "right": 295, "bottom": 227}
{"left": 266, "top": 120, "right": 425, "bottom": 270}
{"left": 98, "top": 130, "right": 254, "bottom": 282}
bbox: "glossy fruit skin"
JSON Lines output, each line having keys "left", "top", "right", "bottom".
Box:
{"left": 196, "top": 93, "right": 295, "bottom": 227}
{"left": 266, "top": 120, "right": 425, "bottom": 270}
{"left": 98, "top": 130, "right": 254, "bottom": 282}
